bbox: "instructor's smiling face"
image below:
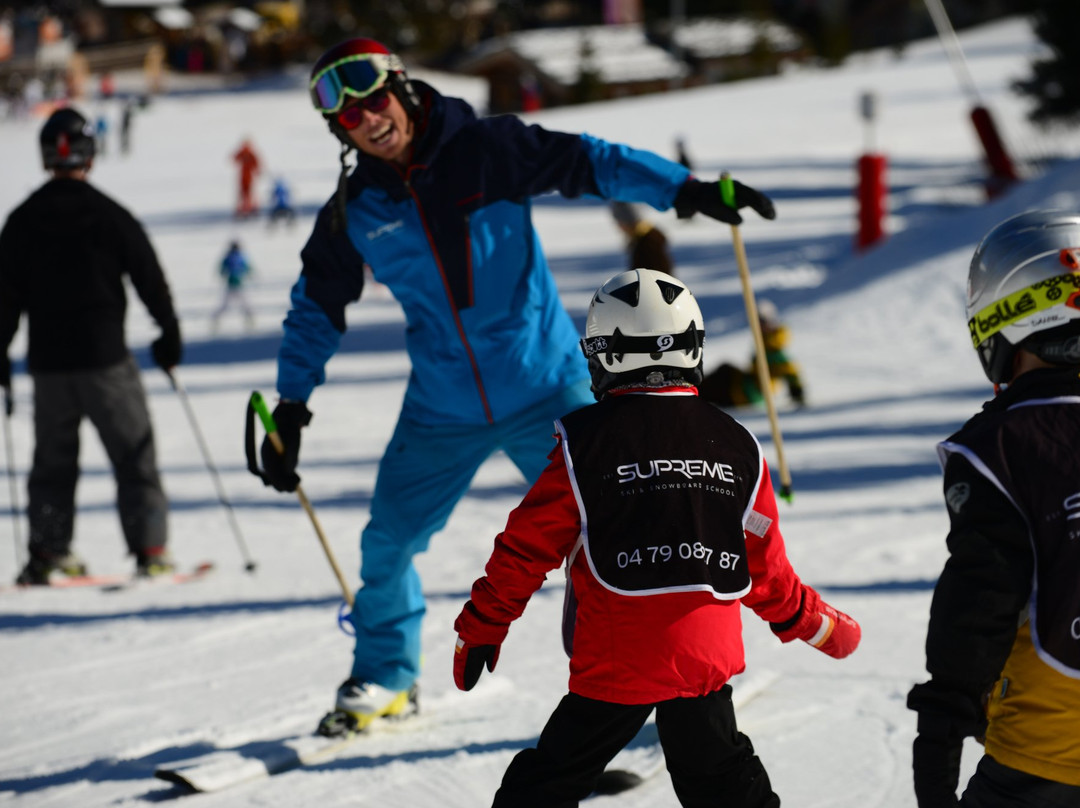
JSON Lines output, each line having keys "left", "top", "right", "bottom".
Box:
{"left": 343, "top": 91, "right": 414, "bottom": 166}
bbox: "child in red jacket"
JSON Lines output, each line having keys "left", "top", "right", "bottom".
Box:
{"left": 453, "top": 269, "right": 861, "bottom": 808}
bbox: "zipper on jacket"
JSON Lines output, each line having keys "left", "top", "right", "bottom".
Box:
{"left": 463, "top": 212, "right": 475, "bottom": 309}
{"left": 406, "top": 176, "right": 494, "bottom": 423}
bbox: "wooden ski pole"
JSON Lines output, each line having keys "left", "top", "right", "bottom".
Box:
{"left": 249, "top": 391, "right": 354, "bottom": 606}
{"left": 720, "top": 174, "right": 794, "bottom": 502}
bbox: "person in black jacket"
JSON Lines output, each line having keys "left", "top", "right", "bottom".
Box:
{"left": 907, "top": 210, "right": 1080, "bottom": 807}
{"left": 0, "top": 107, "right": 183, "bottom": 585}
{"left": 609, "top": 201, "right": 674, "bottom": 277}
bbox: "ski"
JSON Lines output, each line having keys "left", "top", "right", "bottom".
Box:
{"left": 591, "top": 668, "right": 781, "bottom": 796}
{"left": 2, "top": 561, "right": 215, "bottom": 593}
{"left": 154, "top": 704, "right": 436, "bottom": 793}
{"left": 155, "top": 726, "right": 372, "bottom": 792}
{"left": 153, "top": 679, "right": 520, "bottom": 794}
{"left": 152, "top": 671, "right": 776, "bottom": 796}
{"left": 100, "top": 561, "right": 216, "bottom": 592}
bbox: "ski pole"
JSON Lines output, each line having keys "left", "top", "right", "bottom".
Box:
{"left": 249, "top": 391, "right": 354, "bottom": 607}
{"left": 720, "top": 173, "right": 794, "bottom": 502}
{"left": 2, "top": 385, "right": 23, "bottom": 569}
{"left": 166, "top": 369, "right": 258, "bottom": 572}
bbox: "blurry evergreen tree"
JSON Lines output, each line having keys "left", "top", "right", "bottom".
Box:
{"left": 305, "top": 0, "right": 480, "bottom": 61}
{"left": 1013, "top": 0, "right": 1080, "bottom": 124}
{"left": 571, "top": 36, "right": 605, "bottom": 104}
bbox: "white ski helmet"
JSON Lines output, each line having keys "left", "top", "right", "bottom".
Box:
{"left": 581, "top": 268, "right": 704, "bottom": 397}
{"left": 967, "top": 210, "right": 1080, "bottom": 384}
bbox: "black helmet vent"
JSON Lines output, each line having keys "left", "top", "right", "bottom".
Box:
{"left": 610, "top": 281, "right": 640, "bottom": 307}
{"left": 656, "top": 279, "right": 684, "bottom": 304}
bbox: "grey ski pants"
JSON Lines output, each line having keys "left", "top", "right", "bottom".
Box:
{"left": 28, "top": 355, "right": 167, "bottom": 559}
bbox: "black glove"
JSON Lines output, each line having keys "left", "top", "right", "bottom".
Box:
{"left": 260, "top": 400, "right": 312, "bottom": 493}
{"left": 673, "top": 178, "right": 776, "bottom": 224}
{"left": 907, "top": 680, "right": 987, "bottom": 808}
{"left": 151, "top": 321, "right": 183, "bottom": 370}
{"left": 911, "top": 716, "right": 962, "bottom": 808}
{"left": 1, "top": 355, "right": 11, "bottom": 416}
{"left": 789, "top": 380, "right": 806, "bottom": 407}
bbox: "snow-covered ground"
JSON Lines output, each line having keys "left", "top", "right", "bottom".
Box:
{"left": 1, "top": 15, "right": 1078, "bottom": 807}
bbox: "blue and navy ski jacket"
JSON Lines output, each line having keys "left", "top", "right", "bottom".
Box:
{"left": 277, "top": 81, "right": 690, "bottom": 426}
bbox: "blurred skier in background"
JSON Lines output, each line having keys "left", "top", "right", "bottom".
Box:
{"left": 94, "top": 113, "right": 108, "bottom": 156}
{"left": 699, "top": 299, "right": 806, "bottom": 409}
{"left": 212, "top": 239, "right": 255, "bottom": 332}
{"left": 609, "top": 200, "right": 673, "bottom": 276}
{"left": 120, "top": 98, "right": 136, "bottom": 154}
{"left": 267, "top": 177, "right": 296, "bottom": 228}
{"left": 232, "top": 138, "right": 261, "bottom": 218}
{"left": 675, "top": 135, "right": 693, "bottom": 171}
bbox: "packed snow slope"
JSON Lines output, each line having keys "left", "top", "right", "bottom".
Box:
{"left": 1, "top": 15, "right": 1078, "bottom": 808}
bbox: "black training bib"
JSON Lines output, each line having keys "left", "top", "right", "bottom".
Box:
{"left": 558, "top": 394, "right": 760, "bottom": 598}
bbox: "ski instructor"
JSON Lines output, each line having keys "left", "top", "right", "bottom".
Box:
{"left": 254, "top": 37, "right": 776, "bottom": 737}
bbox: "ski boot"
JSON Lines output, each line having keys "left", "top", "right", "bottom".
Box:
{"left": 15, "top": 552, "right": 87, "bottom": 585}
{"left": 316, "top": 679, "right": 419, "bottom": 737}
{"left": 136, "top": 547, "right": 175, "bottom": 578}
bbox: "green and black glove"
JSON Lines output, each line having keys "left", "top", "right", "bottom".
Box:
{"left": 259, "top": 400, "right": 312, "bottom": 493}
{"left": 674, "top": 177, "right": 776, "bottom": 224}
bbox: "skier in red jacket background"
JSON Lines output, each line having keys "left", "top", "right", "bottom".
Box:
{"left": 232, "top": 139, "right": 260, "bottom": 218}
{"left": 454, "top": 268, "right": 861, "bottom": 808}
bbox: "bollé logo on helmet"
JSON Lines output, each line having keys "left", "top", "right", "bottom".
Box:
{"left": 969, "top": 292, "right": 1036, "bottom": 346}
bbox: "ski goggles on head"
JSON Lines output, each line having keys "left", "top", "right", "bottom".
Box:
{"left": 310, "top": 52, "right": 403, "bottom": 114}
{"left": 580, "top": 323, "right": 703, "bottom": 363}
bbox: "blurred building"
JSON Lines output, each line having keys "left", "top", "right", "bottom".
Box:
{"left": 457, "top": 16, "right": 805, "bottom": 113}
{"left": 0, "top": 0, "right": 308, "bottom": 105}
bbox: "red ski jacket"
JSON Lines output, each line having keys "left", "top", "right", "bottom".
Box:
{"left": 458, "top": 388, "right": 805, "bottom": 705}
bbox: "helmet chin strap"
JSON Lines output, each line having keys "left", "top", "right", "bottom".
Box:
{"left": 51, "top": 165, "right": 91, "bottom": 179}
{"left": 389, "top": 74, "right": 423, "bottom": 122}
{"left": 330, "top": 142, "right": 353, "bottom": 234}
{"left": 996, "top": 336, "right": 1080, "bottom": 393}
{"left": 1032, "top": 333, "right": 1080, "bottom": 366}
{"left": 588, "top": 359, "right": 703, "bottom": 400}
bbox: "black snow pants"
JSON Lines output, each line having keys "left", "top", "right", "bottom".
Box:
{"left": 491, "top": 685, "right": 780, "bottom": 808}
{"left": 961, "top": 756, "right": 1080, "bottom": 808}
{"left": 28, "top": 355, "right": 167, "bottom": 560}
